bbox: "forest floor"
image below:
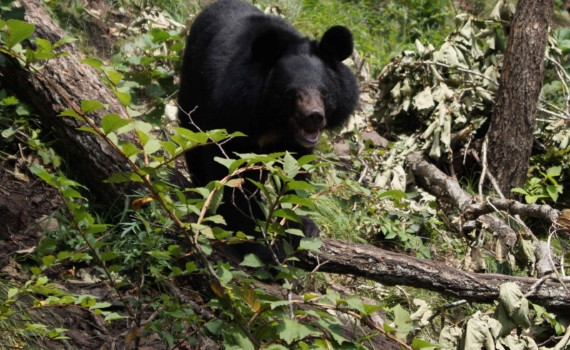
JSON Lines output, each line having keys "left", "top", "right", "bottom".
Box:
{"left": 0, "top": 3, "right": 180, "bottom": 347}
{"left": 0, "top": 161, "right": 165, "bottom": 350}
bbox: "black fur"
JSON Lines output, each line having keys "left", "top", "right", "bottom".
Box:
{"left": 178, "top": 0, "right": 358, "bottom": 250}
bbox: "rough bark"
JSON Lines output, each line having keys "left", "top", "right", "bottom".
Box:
{"left": 407, "top": 153, "right": 519, "bottom": 248}
{"left": 407, "top": 152, "right": 557, "bottom": 276}
{"left": 487, "top": 0, "right": 554, "bottom": 196}
{"left": 0, "top": 0, "right": 140, "bottom": 203}
{"left": 299, "top": 239, "right": 570, "bottom": 313}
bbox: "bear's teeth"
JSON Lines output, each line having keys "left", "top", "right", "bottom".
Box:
{"left": 303, "top": 129, "right": 319, "bottom": 143}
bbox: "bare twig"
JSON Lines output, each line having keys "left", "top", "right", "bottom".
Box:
{"left": 470, "top": 149, "right": 505, "bottom": 199}
{"left": 554, "top": 324, "right": 570, "bottom": 350}
{"left": 548, "top": 226, "right": 569, "bottom": 293}
{"left": 427, "top": 300, "right": 468, "bottom": 323}
{"left": 478, "top": 137, "right": 488, "bottom": 197}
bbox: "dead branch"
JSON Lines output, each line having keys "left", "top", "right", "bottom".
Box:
{"left": 298, "top": 239, "right": 570, "bottom": 312}
{"left": 406, "top": 152, "right": 557, "bottom": 276}
{"left": 407, "top": 152, "right": 518, "bottom": 246}
{"left": 464, "top": 197, "right": 560, "bottom": 223}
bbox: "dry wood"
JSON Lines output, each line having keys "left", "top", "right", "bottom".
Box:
{"left": 299, "top": 238, "right": 570, "bottom": 312}
{"left": 407, "top": 152, "right": 558, "bottom": 276}
{"left": 407, "top": 152, "right": 519, "bottom": 247}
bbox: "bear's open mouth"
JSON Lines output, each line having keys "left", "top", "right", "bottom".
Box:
{"left": 290, "top": 119, "right": 322, "bottom": 148}
{"left": 297, "top": 128, "right": 320, "bottom": 146}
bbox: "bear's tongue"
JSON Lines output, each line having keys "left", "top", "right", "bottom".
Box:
{"left": 302, "top": 129, "right": 320, "bottom": 143}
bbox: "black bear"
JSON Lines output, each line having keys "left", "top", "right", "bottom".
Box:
{"left": 177, "top": 0, "right": 359, "bottom": 254}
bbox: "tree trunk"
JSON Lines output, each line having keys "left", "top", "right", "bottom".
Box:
{"left": 0, "top": 0, "right": 140, "bottom": 204}
{"left": 487, "top": 0, "right": 554, "bottom": 196}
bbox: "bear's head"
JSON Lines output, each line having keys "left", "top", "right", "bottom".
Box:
{"left": 250, "top": 25, "right": 358, "bottom": 149}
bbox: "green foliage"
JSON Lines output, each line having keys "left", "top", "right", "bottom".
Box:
{"left": 511, "top": 166, "right": 564, "bottom": 204}
{"left": 0, "top": 17, "right": 402, "bottom": 347}
{"left": 4, "top": 1, "right": 570, "bottom": 348}
{"left": 0, "top": 253, "right": 115, "bottom": 348}
{"left": 292, "top": 0, "right": 456, "bottom": 72}
{"left": 0, "top": 89, "right": 62, "bottom": 168}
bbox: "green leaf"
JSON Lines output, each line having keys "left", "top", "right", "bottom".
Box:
{"left": 185, "top": 262, "right": 197, "bottom": 273}
{"left": 104, "top": 312, "right": 126, "bottom": 321}
{"left": 202, "top": 215, "right": 226, "bottom": 225}
{"left": 7, "top": 288, "right": 18, "bottom": 299}
{"left": 299, "top": 237, "right": 322, "bottom": 252}
{"left": 297, "top": 154, "right": 318, "bottom": 167}
{"left": 144, "top": 139, "right": 161, "bottom": 155}
{"left": 148, "top": 28, "right": 170, "bottom": 43}
{"left": 412, "top": 338, "right": 438, "bottom": 350}
{"left": 160, "top": 141, "right": 177, "bottom": 157}
{"left": 283, "top": 152, "right": 300, "bottom": 177}
{"left": 34, "top": 38, "right": 51, "bottom": 54}
{"left": 77, "top": 126, "right": 101, "bottom": 137}
{"left": 344, "top": 296, "right": 366, "bottom": 314}
{"left": 104, "top": 172, "right": 143, "bottom": 183}
{"left": 42, "top": 255, "right": 56, "bottom": 268}
{"left": 29, "top": 165, "right": 56, "bottom": 186}
{"left": 101, "top": 114, "right": 131, "bottom": 135}
{"left": 58, "top": 109, "right": 84, "bottom": 120}
{"left": 216, "top": 263, "right": 233, "bottom": 285}
{"left": 100, "top": 251, "right": 117, "bottom": 262}
{"left": 510, "top": 188, "right": 528, "bottom": 195}
{"left": 37, "top": 238, "right": 57, "bottom": 255}
{"left": 53, "top": 36, "right": 77, "bottom": 48}
{"left": 284, "top": 180, "right": 315, "bottom": 192}
{"left": 81, "top": 100, "right": 105, "bottom": 114}
{"left": 378, "top": 189, "right": 407, "bottom": 201}
{"left": 363, "top": 303, "right": 383, "bottom": 316}
{"left": 113, "top": 91, "right": 131, "bottom": 106}
{"left": 240, "top": 254, "right": 264, "bottom": 268}
{"left": 546, "top": 185, "right": 559, "bottom": 202}
{"left": 5, "top": 20, "right": 35, "bottom": 49}
{"left": 121, "top": 143, "right": 142, "bottom": 159}
{"left": 222, "top": 329, "right": 255, "bottom": 350}
{"left": 1, "top": 125, "right": 19, "bottom": 138}
{"left": 81, "top": 58, "right": 104, "bottom": 70}
{"left": 273, "top": 208, "right": 300, "bottom": 223}
{"left": 276, "top": 319, "right": 321, "bottom": 345}
{"left": 279, "top": 194, "right": 314, "bottom": 208}
{"left": 392, "top": 304, "right": 412, "bottom": 340}
{"left": 206, "top": 319, "right": 224, "bottom": 335}
{"left": 91, "top": 302, "right": 111, "bottom": 309}
{"left": 546, "top": 166, "right": 561, "bottom": 177}
{"left": 106, "top": 71, "right": 123, "bottom": 85}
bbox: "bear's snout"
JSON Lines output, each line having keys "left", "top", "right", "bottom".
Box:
{"left": 295, "top": 90, "right": 326, "bottom": 128}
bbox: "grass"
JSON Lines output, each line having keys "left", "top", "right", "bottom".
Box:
{"left": 108, "top": 0, "right": 492, "bottom": 74}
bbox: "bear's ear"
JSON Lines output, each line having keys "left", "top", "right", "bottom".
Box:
{"left": 319, "top": 26, "right": 353, "bottom": 62}
{"left": 251, "top": 30, "right": 285, "bottom": 65}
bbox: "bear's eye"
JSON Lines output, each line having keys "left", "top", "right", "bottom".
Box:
{"left": 321, "top": 87, "right": 330, "bottom": 98}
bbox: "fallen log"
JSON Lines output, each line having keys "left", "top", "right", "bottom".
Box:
{"left": 300, "top": 238, "right": 570, "bottom": 312}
